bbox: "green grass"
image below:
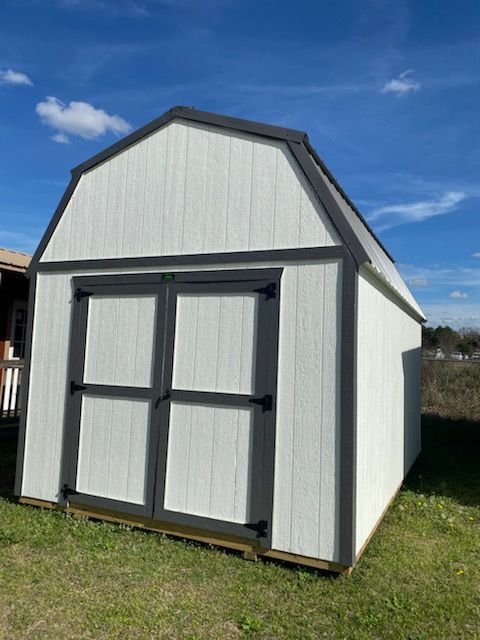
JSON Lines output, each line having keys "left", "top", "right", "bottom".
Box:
{"left": 1, "top": 416, "right": 479, "bottom": 639}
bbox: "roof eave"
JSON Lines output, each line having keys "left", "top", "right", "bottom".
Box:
{"left": 302, "top": 136, "right": 396, "bottom": 264}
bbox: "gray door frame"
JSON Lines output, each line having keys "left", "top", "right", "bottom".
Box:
{"left": 61, "top": 268, "right": 281, "bottom": 547}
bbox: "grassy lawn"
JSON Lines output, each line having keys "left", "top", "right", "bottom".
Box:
{"left": 0, "top": 414, "right": 478, "bottom": 640}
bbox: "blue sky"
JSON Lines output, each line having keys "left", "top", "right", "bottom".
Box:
{"left": 1, "top": 0, "right": 479, "bottom": 327}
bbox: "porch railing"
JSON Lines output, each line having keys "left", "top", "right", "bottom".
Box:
{"left": 0, "top": 360, "right": 24, "bottom": 422}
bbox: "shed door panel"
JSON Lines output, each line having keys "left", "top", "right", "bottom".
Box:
{"left": 164, "top": 402, "right": 253, "bottom": 523}
{"left": 76, "top": 395, "right": 150, "bottom": 505}
{"left": 83, "top": 295, "right": 157, "bottom": 388}
{"left": 154, "top": 277, "right": 280, "bottom": 548}
{"left": 63, "top": 283, "right": 165, "bottom": 518}
{"left": 172, "top": 294, "right": 258, "bottom": 394}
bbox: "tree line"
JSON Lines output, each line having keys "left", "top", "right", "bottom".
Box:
{"left": 422, "top": 326, "right": 480, "bottom": 356}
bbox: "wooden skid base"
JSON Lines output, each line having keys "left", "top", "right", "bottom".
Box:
{"left": 19, "top": 496, "right": 352, "bottom": 575}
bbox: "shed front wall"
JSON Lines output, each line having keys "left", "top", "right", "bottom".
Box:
{"left": 21, "top": 259, "right": 343, "bottom": 563}
{"left": 355, "top": 266, "right": 421, "bottom": 555}
{"left": 40, "top": 121, "right": 340, "bottom": 263}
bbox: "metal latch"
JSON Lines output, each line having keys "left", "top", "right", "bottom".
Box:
{"left": 245, "top": 520, "right": 268, "bottom": 538}
{"left": 248, "top": 394, "right": 273, "bottom": 412}
{"left": 254, "top": 282, "right": 276, "bottom": 300}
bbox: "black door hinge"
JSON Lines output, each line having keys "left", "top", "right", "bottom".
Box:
{"left": 248, "top": 394, "right": 273, "bottom": 412}
{"left": 75, "top": 288, "right": 92, "bottom": 302}
{"left": 245, "top": 520, "right": 268, "bottom": 538}
{"left": 62, "top": 484, "right": 80, "bottom": 501}
{"left": 70, "top": 380, "right": 87, "bottom": 395}
{"left": 254, "top": 282, "right": 276, "bottom": 300}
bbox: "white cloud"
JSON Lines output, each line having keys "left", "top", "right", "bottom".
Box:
{"left": 399, "top": 262, "right": 480, "bottom": 288}
{"left": 381, "top": 70, "right": 420, "bottom": 96}
{"left": 0, "top": 69, "right": 33, "bottom": 86}
{"left": 51, "top": 132, "right": 71, "bottom": 144}
{"left": 408, "top": 277, "right": 429, "bottom": 287}
{"left": 471, "top": 252, "right": 480, "bottom": 258}
{"left": 449, "top": 290, "right": 468, "bottom": 299}
{"left": 36, "top": 96, "right": 131, "bottom": 143}
{"left": 367, "top": 191, "right": 466, "bottom": 231}
{"left": 423, "top": 303, "right": 480, "bottom": 330}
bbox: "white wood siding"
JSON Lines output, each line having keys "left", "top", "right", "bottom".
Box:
{"left": 76, "top": 395, "right": 150, "bottom": 504}
{"left": 356, "top": 267, "right": 421, "bottom": 555}
{"left": 172, "top": 293, "right": 257, "bottom": 394}
{"left": 164, "top": 403, "right": 253, "bottom": 522}
{"left": 84, "top": 295, "right": 157, "bottom": 388}
{"left": 272, "top": 261, "right": 342, "bottom": 562}
{"left": 21, "top": 273, "right": 73, "bottom": 502}
{"left": 40, "top": 121, "right": 340, "bottom": 263}
{"left": 22, "top": 260, "right": 342, "bottom": 563}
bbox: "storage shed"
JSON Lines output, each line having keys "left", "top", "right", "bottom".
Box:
{"left": 15, "top": 106, "right": 425, "bottom": 574}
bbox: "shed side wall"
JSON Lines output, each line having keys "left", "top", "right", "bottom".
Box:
{"left": 355, "top": 266, "right": 421, "bottom": 555}
{"left": 40, "top": 121, "right": 340, "bottom": 263}
{"left": 21, "top": 259, "right": 342, "bottom": 563}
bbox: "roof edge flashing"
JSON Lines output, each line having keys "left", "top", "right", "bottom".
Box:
{"left": 362, "top": 262, "right": 426, "bottom": 322}
{"left": 303, "top": 138, "right": 395, "bottom": 264}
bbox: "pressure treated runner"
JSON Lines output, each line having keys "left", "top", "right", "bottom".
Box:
{"left": 19, "top": 497, "right": 352, "bottom": 575}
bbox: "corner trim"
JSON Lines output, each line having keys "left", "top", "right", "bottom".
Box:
{"left": 338, "top": 256, "right": 358, "bottom": 566}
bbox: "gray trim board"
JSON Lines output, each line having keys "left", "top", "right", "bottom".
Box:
{"left": 72, "top": 267, "right": 283, "bottom": 288}
{"left": 26, "top": 105, "right": 390, "bottom": 278}
{"left": 338, "top": 256, "right": 358, "bottom": 567}
{"left": 14, "top": 273, "right": 37, "bottom": 496}
{"left": 33, "top": 246, "right": 349, "bottom": 274}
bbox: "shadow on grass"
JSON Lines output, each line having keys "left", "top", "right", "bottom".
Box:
{"left": 0, "top": 438, "right": 17, "bottom": 501}
{"left": 405, "top": 414, "right": 480, "bottom": 507}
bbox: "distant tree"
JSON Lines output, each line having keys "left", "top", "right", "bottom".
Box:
{"left": 456, "top": 328, "right": 480, "bottom": 356}
{"left": 456, "top": 340, "right": 470, "bottom": 355}
{"left": 434, "top": 326, "right": 458, "bottom": 354}
{"left": 422, "top": 326, "right": 438, "bottom": 350}
{"left": 422, "top": 325, "right": 480, "bottom": 357}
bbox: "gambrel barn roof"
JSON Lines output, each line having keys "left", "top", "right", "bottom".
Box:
{"left": 29, "top": 106, "right": 425, "bottom": 320}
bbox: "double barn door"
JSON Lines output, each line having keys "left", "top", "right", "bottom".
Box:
{"left": 62, "top": 269, "right": 280, "bottom": 546}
